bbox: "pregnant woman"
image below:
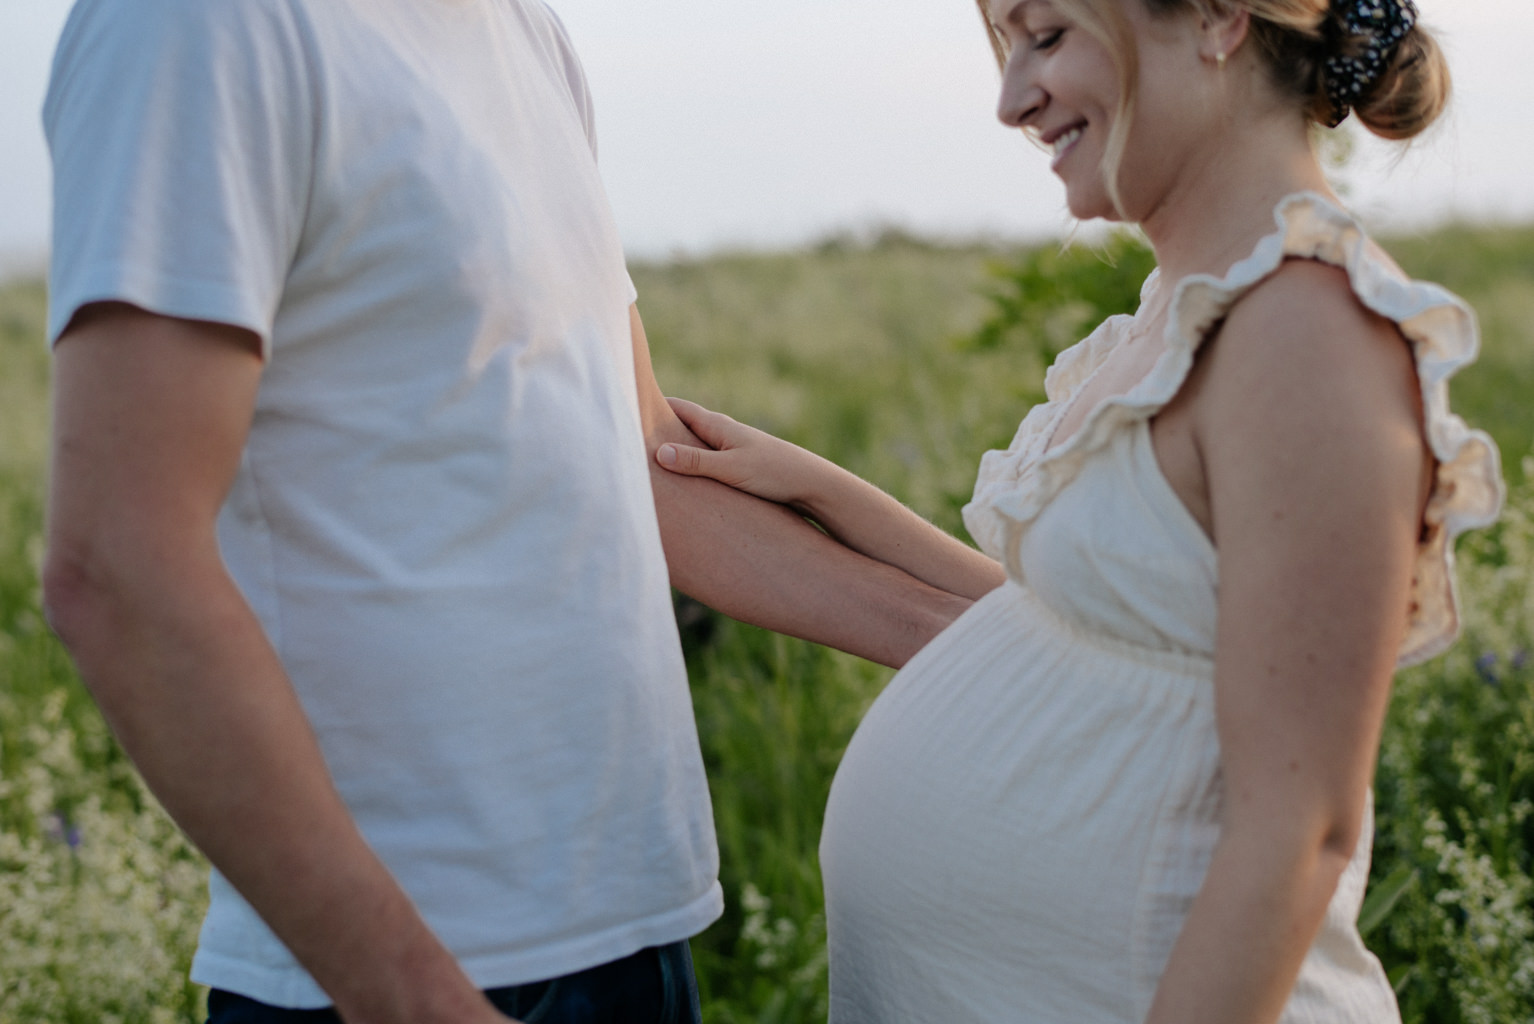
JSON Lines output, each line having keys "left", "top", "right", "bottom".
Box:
{"left": 656, "top": 0, "right": 1503, "bottom": 1020}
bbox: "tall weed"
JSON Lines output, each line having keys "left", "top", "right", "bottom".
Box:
{"left": 1370, "top": 460, "right": 1534, "bottom": 1022}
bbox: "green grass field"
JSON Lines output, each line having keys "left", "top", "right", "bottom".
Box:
{"left": 2, "top": 221, "right": 1533, "bottom": 1022}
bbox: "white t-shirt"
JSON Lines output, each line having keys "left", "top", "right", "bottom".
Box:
{"left": 45, "top": 0, "right": 721, "bottom": 1007}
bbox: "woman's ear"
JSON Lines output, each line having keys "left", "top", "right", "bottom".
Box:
{"left": 1199, "top": 3, "right": 1251, "bottom": 64}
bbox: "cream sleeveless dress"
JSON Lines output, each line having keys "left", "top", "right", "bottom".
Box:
{"left": 818, "top": 194, "right": 1504, "bottom": 1023}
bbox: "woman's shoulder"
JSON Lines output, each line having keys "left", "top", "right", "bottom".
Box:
{"left": 1190, "top": 193, "right": 1504, "bottom": 666}
{"left": 1196, "top": 252, "right": 1423, "bottom": 464}
{"left": 1169, "top": 192, "right": 1477, "bottom": 419}
{"left": 1190, "top": 258, "right": 1428, "bottom": 563}
{"left": 1214, "top": 256, "right": 1412, "bottom": 395}
{"left": 1170, "top": 192, "right": 1465, "bottom": 350}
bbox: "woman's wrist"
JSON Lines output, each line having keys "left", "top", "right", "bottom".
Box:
{"left": 790, "top": 451, "right": 875, "bottom": 528}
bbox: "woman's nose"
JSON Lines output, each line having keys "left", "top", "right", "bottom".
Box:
{"left": 996, "top": 55, "right": 1043, "bottom": 128}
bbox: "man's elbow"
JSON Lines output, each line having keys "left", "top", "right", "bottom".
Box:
{"left": 39, "top": 540, "right": 165, "bottom": 712}
{"left": 40, "top": 540, "right": 106, "bottom": 655}
{"left": 41, "top": 525, "right": 173, "bottom": 680}
{"left": 42, "top": 527, "right": 199, "bottom": 722}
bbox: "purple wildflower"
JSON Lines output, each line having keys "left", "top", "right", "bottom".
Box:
{"left": 48, "top": 811, "right": 82, "bottom": 849}
{"left": 1475, "top": 651, "right": 1499, "bottom": 686}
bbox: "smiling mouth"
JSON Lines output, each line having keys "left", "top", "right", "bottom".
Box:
{"left": 1050, "top": 125, "right": 1084, "bottom": 161}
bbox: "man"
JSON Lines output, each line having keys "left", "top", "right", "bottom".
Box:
{"left": 40, "top": 1, "right": 971, "bottom": 1021}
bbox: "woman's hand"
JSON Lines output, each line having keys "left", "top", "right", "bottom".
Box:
{"left": 656, "top": 396, "right": 1006, "bottom": 602}
{"left": 655, "top": 398, "right": 830, "bottom": 510}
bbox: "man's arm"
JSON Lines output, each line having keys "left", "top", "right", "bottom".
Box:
{"left": 42, "top": 304, "right": 509, "bottom": 1024}
{"left": 628, "top": 306, "right": 984, "bottom": 668}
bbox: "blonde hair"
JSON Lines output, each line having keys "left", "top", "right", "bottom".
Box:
{"left": 974, "top": 0, "right": 1451, "bottom": 210}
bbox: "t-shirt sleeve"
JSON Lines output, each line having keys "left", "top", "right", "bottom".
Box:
{"left": 537, "top": 4, "right": 600, "bottom": 161}
{"left": 535, "top": 3, "right": 637, "bottom": 306}
{"left": 44, "top": 0, "right": 315, "bottom": 355}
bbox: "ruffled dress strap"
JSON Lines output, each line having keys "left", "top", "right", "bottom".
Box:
{"left": 962, "top": 191, "right": 1504, "bottom": 666}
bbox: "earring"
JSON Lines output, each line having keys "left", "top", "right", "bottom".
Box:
{"left": 1216, "top": 51, "right": 1227, "bottom": 69}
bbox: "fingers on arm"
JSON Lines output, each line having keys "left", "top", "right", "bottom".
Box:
{"left": 656, "top": 398, "right": 725, "bottom": 475}
{"left": 665, "top": 396, "right": 739, "bottom": 448}
{"left": 656, "top": 399, "right": 758, "bottom": 483}
{"left": 655, "top": 438, "right": 718, "bottom": 477}
{"left": 665, "top": 396, "right": 709, "bottom": 428}
{"left": 624, "top": 306, "right": 736, "bottom": 481}
{"left": 626, "top": 302, "right": 756, "bottom": 462}
{"left": 1200, "top": 261, "right": 1426, "bottom": 853}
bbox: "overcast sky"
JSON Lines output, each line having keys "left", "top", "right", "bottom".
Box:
{"left": 3, "top": 0, "right": 1532, "bottom": 269}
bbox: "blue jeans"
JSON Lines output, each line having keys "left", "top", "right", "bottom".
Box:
{"left": 204, "top": 941, "right": 702, "bottom": 1024}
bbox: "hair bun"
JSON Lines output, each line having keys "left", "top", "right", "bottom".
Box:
{"left": 1320, "top": 0, "right": 1419, "bottom": 127}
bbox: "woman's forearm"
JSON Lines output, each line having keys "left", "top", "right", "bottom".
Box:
{"left": 794, "top": 457, "right": 1007, "bottom": 600}
{"left": 649, "top": 449, "right": 975, "bottom": 668}
{"left": 633, "top": 307, "right": 999, "bottom": 656}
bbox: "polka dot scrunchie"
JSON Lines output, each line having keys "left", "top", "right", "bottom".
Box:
{"left": 1322, "top": 0, "right": 1419, "bottom": 127}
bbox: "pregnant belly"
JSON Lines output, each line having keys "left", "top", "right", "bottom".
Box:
{"left": 819, "top": 584, "right": 1221, "bottom": 1015}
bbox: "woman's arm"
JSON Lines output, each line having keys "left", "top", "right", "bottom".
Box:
{"left": 1145, "top": 262, "right": 1430, "bottom": 1024}
{"left": 655, "top": 397, "right": 1006, "bottom": 601}
{"left": 629, "top": 307, "right": 986, "bottom": 666}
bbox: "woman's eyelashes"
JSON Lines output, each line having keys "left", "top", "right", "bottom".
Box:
{"left": 1031, "top": 27, "right": 1065, "bottom": 51}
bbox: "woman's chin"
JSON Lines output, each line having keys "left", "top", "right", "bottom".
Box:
{"left": 1063, "top": 194, "right": 1116, "bottom": 223}
{"left": 1058, "top": 178, "right": 1117, "bottom": 223}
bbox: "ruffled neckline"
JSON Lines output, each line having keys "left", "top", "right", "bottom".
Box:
{"left": 962, "top": 191, "right": 1504, "bottom": 666}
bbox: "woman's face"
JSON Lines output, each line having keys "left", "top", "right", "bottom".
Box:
{"left": 986, "top": 0, "right": 1211, "bottom": 223}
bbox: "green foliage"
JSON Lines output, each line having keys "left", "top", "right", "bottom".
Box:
{"left": 0, "top": 279, "right": 209, "bottom": 1023}
{"left": 1389, "top": 223, "right": 1534, "bottom": 487}
{"left": 0, "top": 691, "right": 208, "bottom": 1024}
{"left": 2, "top": 217, "right": 1533, "bottom": 1022}
{"left": 966, "top": 230, "right": 1157, "bottom": 367}
{"left": 1370, "top": 464, "right": 1534, "bottom": 1023}
{"left": 684, "top": 618, "right": 884, "bottom": 1024}
{"left": 0, "top": 278, "right": 49, "bottom": 485}
{"left": 632, "top": 234, "right": 1038, "bottom": 537}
